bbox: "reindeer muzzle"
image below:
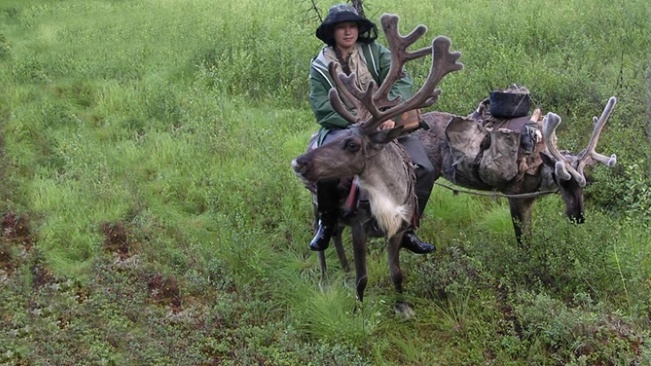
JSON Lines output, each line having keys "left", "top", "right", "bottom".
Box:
{"left": 291, "top": 157, "right": 308, "bottom": 178}
{"left": 292, "top": 155, "right": 320, "bottom": 183}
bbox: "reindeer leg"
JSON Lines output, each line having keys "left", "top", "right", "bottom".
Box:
{"left": 317, "top": 251, "right": 328, "bottom": 282}
{"left": 387, "top": 235, "right": 404, "bottom": 294}
{"left": 313, "top": 203, "right": 329, "bottom": 281}
{"left": 350, "top": 221, "right": 367, "bottom": 308}
{"left": 332, "top": 225, "right": 349, "bottom": 273}
{"left": 508, "top": 197, "right": 535, "bottom": 247}
{"left": 388, "top": 233, "right": 415, "bottom": 318}
{"left": 317, "top": 225, "right": 347, "bottom": 282}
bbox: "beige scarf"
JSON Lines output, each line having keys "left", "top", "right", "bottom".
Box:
{"left": 324, "top": 44, "right": 374, "bottom": 109}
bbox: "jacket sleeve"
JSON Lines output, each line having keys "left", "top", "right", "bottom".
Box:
{"left": 309, "top": 67, "right": 351, "bottom": 130}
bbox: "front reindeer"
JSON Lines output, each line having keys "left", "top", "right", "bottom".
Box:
{"left": 292, "top": 13, "right": 462, "bottom": 315}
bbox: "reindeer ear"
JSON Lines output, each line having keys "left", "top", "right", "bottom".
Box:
{"left": 539, "top": 151, "right": 555, "bottom": 167}
{"left": 369, "top": 126, "right": 405, "bottom": 145}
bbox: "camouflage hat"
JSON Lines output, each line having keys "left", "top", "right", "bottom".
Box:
{"left": 315, "top": 4, "right": 376, "bottom": 45}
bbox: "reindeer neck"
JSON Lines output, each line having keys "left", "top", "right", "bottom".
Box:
{"left": 539, "top": 164, "right": 557, "bottom": 192}
{"left": 356, "top": 142, "right": 414, "bottom": 238}
{"left": 357, "top": 142, "right": 410, "bottom": 190}
{"left": 510, "top": 159, "right": 556, "bottom": 194}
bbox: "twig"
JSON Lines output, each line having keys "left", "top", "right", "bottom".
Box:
{"left": 350, "top": 0, "right": 365, "bottom": 17}
{"left": 308, "top": 0, "right": 323, "bottom": 23}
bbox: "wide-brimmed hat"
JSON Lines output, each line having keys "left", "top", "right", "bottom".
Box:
{"left": 315, "top": 4, "right": 376, "bottom": 45}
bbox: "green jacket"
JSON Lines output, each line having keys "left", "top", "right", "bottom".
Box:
{"left": 309, "top": 41, "right": 415, "bottom": 145}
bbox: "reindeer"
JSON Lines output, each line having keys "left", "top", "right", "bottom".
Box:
{"left": 415, "top": 96, "right": 618, "bottom": 245}
{"left": 291, "top": 14, "right": 463, "bottom": 315}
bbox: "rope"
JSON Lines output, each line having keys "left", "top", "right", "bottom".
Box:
{"left": 434, "top": 181, "right": 558, "bottom": 199}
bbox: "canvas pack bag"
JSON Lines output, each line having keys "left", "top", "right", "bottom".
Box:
{"left": 445, "top": 116, "right": 487, "bottom": 182}
{"left": 445, "top": 116, "right": 520, "bottom": 186}
{"left": 478, "top": 128, "right": 520, "bottom": 186}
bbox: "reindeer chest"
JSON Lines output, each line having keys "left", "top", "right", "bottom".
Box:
{"left": 356, "top": 144, "right": 415, "bottom": 238}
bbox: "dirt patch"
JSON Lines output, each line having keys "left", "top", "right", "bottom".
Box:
{"left": 101, "top": 221, "right": 139, "bottom": 260}
{"left": 30, "top": 254, "right": 55, "bottom": 288}
{"left": 1, "top": 211, "right": 35, "bottom": 275}
{"left": 145, "top": 272, "right": 183, "bottom": 311}
{"left": 100, "top": 221, "right": 183, "bottom": 311}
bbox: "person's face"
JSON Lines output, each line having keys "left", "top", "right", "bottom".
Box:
{"left": 333, "top": 22, "right": 359, "bottom": 51}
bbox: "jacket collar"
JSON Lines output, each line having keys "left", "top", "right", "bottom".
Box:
{"left": 311, "top": 43, "right": 377, "bottom": 88}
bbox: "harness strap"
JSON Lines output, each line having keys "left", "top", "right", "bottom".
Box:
{"left": 343, "top": 178, "right": 359, "bottom": 217}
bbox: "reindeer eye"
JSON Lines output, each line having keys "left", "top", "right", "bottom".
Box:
{"left": 344, "top": 140, "right": 360, "bottom": 152}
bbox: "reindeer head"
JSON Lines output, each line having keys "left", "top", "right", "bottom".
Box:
{"left": 292, "top": 14, "right": 463, "bottom": 183}
{"left": 540, "top": 97, "right": 618, "bottom": 223}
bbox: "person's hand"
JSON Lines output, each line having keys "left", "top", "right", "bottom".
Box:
{"left": 378, "top": 120, "right": 396, "bottom": 130}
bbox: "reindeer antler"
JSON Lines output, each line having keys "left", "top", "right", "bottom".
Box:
{"left": 327, "top": 62, "right": 364, "bottom": 124}
{"left": 543, "top": 97, "right": 618, "bottom": 187}
{"left": 328, "top": 13, "right": 463, "bottom": 133}
{"left": 374, "top": 14, "right": 432, "bottom": 107}
{"left": 543, "top": 112, "right": 585, "bottom": 185}
{"left": 576, "top": 97, "right": 618, "bottom": 177}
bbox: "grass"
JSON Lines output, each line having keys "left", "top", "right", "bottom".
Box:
{"left": 1, "top": 0, "right": 650, "bottom": 364}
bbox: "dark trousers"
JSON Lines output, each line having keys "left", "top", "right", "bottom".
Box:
{"left": 314, "top": 129, "right": 349, "bottom": 222}
{"left": 397, "top": 133, "right": 436, "bottom": 219}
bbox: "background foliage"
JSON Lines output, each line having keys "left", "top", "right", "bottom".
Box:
{"left": 0, "top": 0, "right": 650, "bottom": 364}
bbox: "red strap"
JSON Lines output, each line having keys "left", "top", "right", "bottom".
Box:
{"left": 344, "top": 179, "right": 359, "bottom": 212}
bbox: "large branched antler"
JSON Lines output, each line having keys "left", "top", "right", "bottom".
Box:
{"left": 543, "top": 97, "right": 618, "bottom": 187}
{"left": 576, "top": 97, "right": 618, "bottom": 176}
{"left": 327, "top": 13, "right": 463, "bottom": 133}
{"left": 543, "top": 113, "right": 585, "bottom": 185}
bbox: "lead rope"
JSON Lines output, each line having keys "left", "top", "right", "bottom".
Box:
{"left": 433, "top": 181, "right": 558, "bottom": 199}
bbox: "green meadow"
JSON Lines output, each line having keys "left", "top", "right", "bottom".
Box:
{"left": 1, "top": 0, "right": 650, "bottom": 364}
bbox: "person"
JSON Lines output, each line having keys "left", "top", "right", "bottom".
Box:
{"left": 307, "top": 3, "right": 436, "bottom": 254}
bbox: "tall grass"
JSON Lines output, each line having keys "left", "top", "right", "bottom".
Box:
{"left": 0, "top": 0, "right": 650, "bottom": 364}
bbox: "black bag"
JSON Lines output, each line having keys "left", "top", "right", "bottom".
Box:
{"left": 489, "top": 85, "right": 531, "bottom": 118}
